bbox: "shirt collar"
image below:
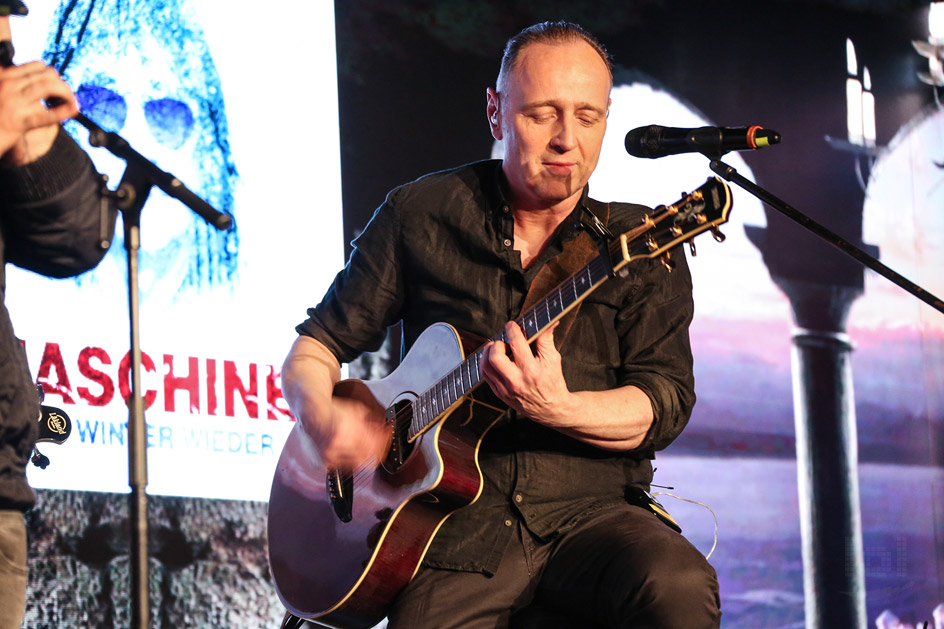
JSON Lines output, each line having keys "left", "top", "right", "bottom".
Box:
{"left": 488, "top": 160, "right": 592, "bottom": 243}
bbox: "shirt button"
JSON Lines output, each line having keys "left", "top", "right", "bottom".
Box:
{"left": 504, "top": 519, "right": 513, "bottom": 527}
{"left": 503, "top": 238, "right": 512, "bottom": 247}
{"left": 502, "top": 206, "right": 510, "bottom": 214}
{"left": 514, "top": 493, "right": 523, "bottom": 503}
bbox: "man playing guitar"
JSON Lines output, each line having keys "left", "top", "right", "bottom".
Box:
{"left": 278, "top": 21, "right": 721, "bottom": 628}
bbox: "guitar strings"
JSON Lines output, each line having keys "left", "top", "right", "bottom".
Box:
{"left": 381, "top": 253, "right": 615, "bottom": 455}
{"left": 357, "top": 251, "right": 621, "bottom": 474}
{"left": 342, "top": 211, "right": 704, "bottom": 486}
{"left": 343, "top": 239, "right": 642, "bottom": 484}
{"left": 368, "top": 202, "right": 700, "bottom": 453}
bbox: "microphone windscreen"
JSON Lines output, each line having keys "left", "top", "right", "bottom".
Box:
{"left": 624, "top": 125, "right": 663, "bottom": 159}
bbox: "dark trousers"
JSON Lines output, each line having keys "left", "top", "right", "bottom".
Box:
{"left": 386, "top": 504, "right": 721, "bottom": 629}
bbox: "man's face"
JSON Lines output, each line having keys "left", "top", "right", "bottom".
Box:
{"left": 488, "top": 40, "right": 611, "bottom": 211}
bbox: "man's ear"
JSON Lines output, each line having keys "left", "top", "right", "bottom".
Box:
{"left": 486, "top": 87, "right": 502, "bottom": 141}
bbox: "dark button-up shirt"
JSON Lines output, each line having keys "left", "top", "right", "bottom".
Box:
{"left": 297, "top": 159, "right": 695, "bottom": 574}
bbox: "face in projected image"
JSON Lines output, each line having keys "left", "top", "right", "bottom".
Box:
{"left": 43, "top": 0, "right": 238, "bottom": 302}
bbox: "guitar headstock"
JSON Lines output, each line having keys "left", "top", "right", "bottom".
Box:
{"left": 613, "top": 176, "right": 733, "bottom": 273}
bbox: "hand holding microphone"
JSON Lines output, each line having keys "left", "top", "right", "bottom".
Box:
{"left": 0, "top": 1, "right": 80, "bottom": 163}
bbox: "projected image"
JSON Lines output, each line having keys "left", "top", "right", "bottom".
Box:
{"left": 853, "top": 103, "right": 944, "bottom": 624}
{"left": 44, "top": 0, "right": 239, "bottom": 304}
{"left": 2, "top": 0, "right": 344, "bottom": 506}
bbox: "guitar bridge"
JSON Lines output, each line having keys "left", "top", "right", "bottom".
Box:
{"left": 326, "top": 469, "right": 353, "bottom": 523}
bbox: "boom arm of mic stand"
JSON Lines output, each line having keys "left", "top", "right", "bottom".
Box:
{"left": 708, "top": 159, "right": 944, "bottom": 315}
{"left": 75, "top": 112, "right": 232, "bottom": 230}
{"left": 0, "top": 38, "right": 224, "bottom": 229}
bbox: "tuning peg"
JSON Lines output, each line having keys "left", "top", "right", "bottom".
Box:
{"left": 688, "top": 239, "right": 697, "bottom": 256}
{"left": 711, "top": 228, "right": 726, "bottom": 243}
{"left": 660, "top": 253, "right": 676, "bottom": 272}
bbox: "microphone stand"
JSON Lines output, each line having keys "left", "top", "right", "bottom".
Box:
{"left": 75, "top": 111, "right": 232, "bottom": 629}
{"left": 1, "top": 32, "right": 228, "bottom": 627}
{"left": 3, "top": 17, "right": 228, "bottom": 623}
{"left": 707, "top": 158, "right": 944, "bottom": 314}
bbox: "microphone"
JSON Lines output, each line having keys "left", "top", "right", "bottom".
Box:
{"left": 0, "top": 1, "right": 28, "bottom": 17}
{"left": 0, "top": 1, "right": 28, "bottom": 68}
{"left": 625, "top": 124, "right": 781, "bottom": 159}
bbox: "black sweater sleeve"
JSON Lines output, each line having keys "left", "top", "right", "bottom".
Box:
{"left": 0, "top": 127, "right": 117, "bottom": 278}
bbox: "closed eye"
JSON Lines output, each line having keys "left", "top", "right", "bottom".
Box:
{"left": 527, "top": 112, "right": 555, "bottom": 123}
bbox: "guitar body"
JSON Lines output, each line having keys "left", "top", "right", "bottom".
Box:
{"left": 268, "top": 323, "right": 506, "bottom": 629}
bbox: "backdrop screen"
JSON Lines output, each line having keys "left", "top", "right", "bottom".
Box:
{"left": 8, "top": 0, "right": 341, "bottom": 502}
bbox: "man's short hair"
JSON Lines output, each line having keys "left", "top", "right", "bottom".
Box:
{"left": 496, "top": 21, "right": 613, "bottom": 92}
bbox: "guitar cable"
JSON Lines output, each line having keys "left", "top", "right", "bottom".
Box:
{"left": 651, "top": 491, "right": 719, "bottom": 560}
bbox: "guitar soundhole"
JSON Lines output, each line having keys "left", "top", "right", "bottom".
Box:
{"left": 384, "top": 399, "right": 415, "bottom": 472}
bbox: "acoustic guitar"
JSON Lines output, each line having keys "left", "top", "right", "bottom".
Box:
{"left": 267, "top": 176, "right": 733, "bottom": 629}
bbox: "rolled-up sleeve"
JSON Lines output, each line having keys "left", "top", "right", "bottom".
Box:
{"left": 296, "top": 187, "right": 406, "bottom": 365}
{"left": 615, "top": 245, "right": 696, "bottom": 453}
{"left": 0, "top": 128, "right": 116, "bottom": 278}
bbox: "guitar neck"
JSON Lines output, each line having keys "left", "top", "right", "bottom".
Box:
{"left": 511, "top": 252, "right": 614, "bottom": 345}
{"left": 406, "top": 249, "right": 612, "bottom": 442}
